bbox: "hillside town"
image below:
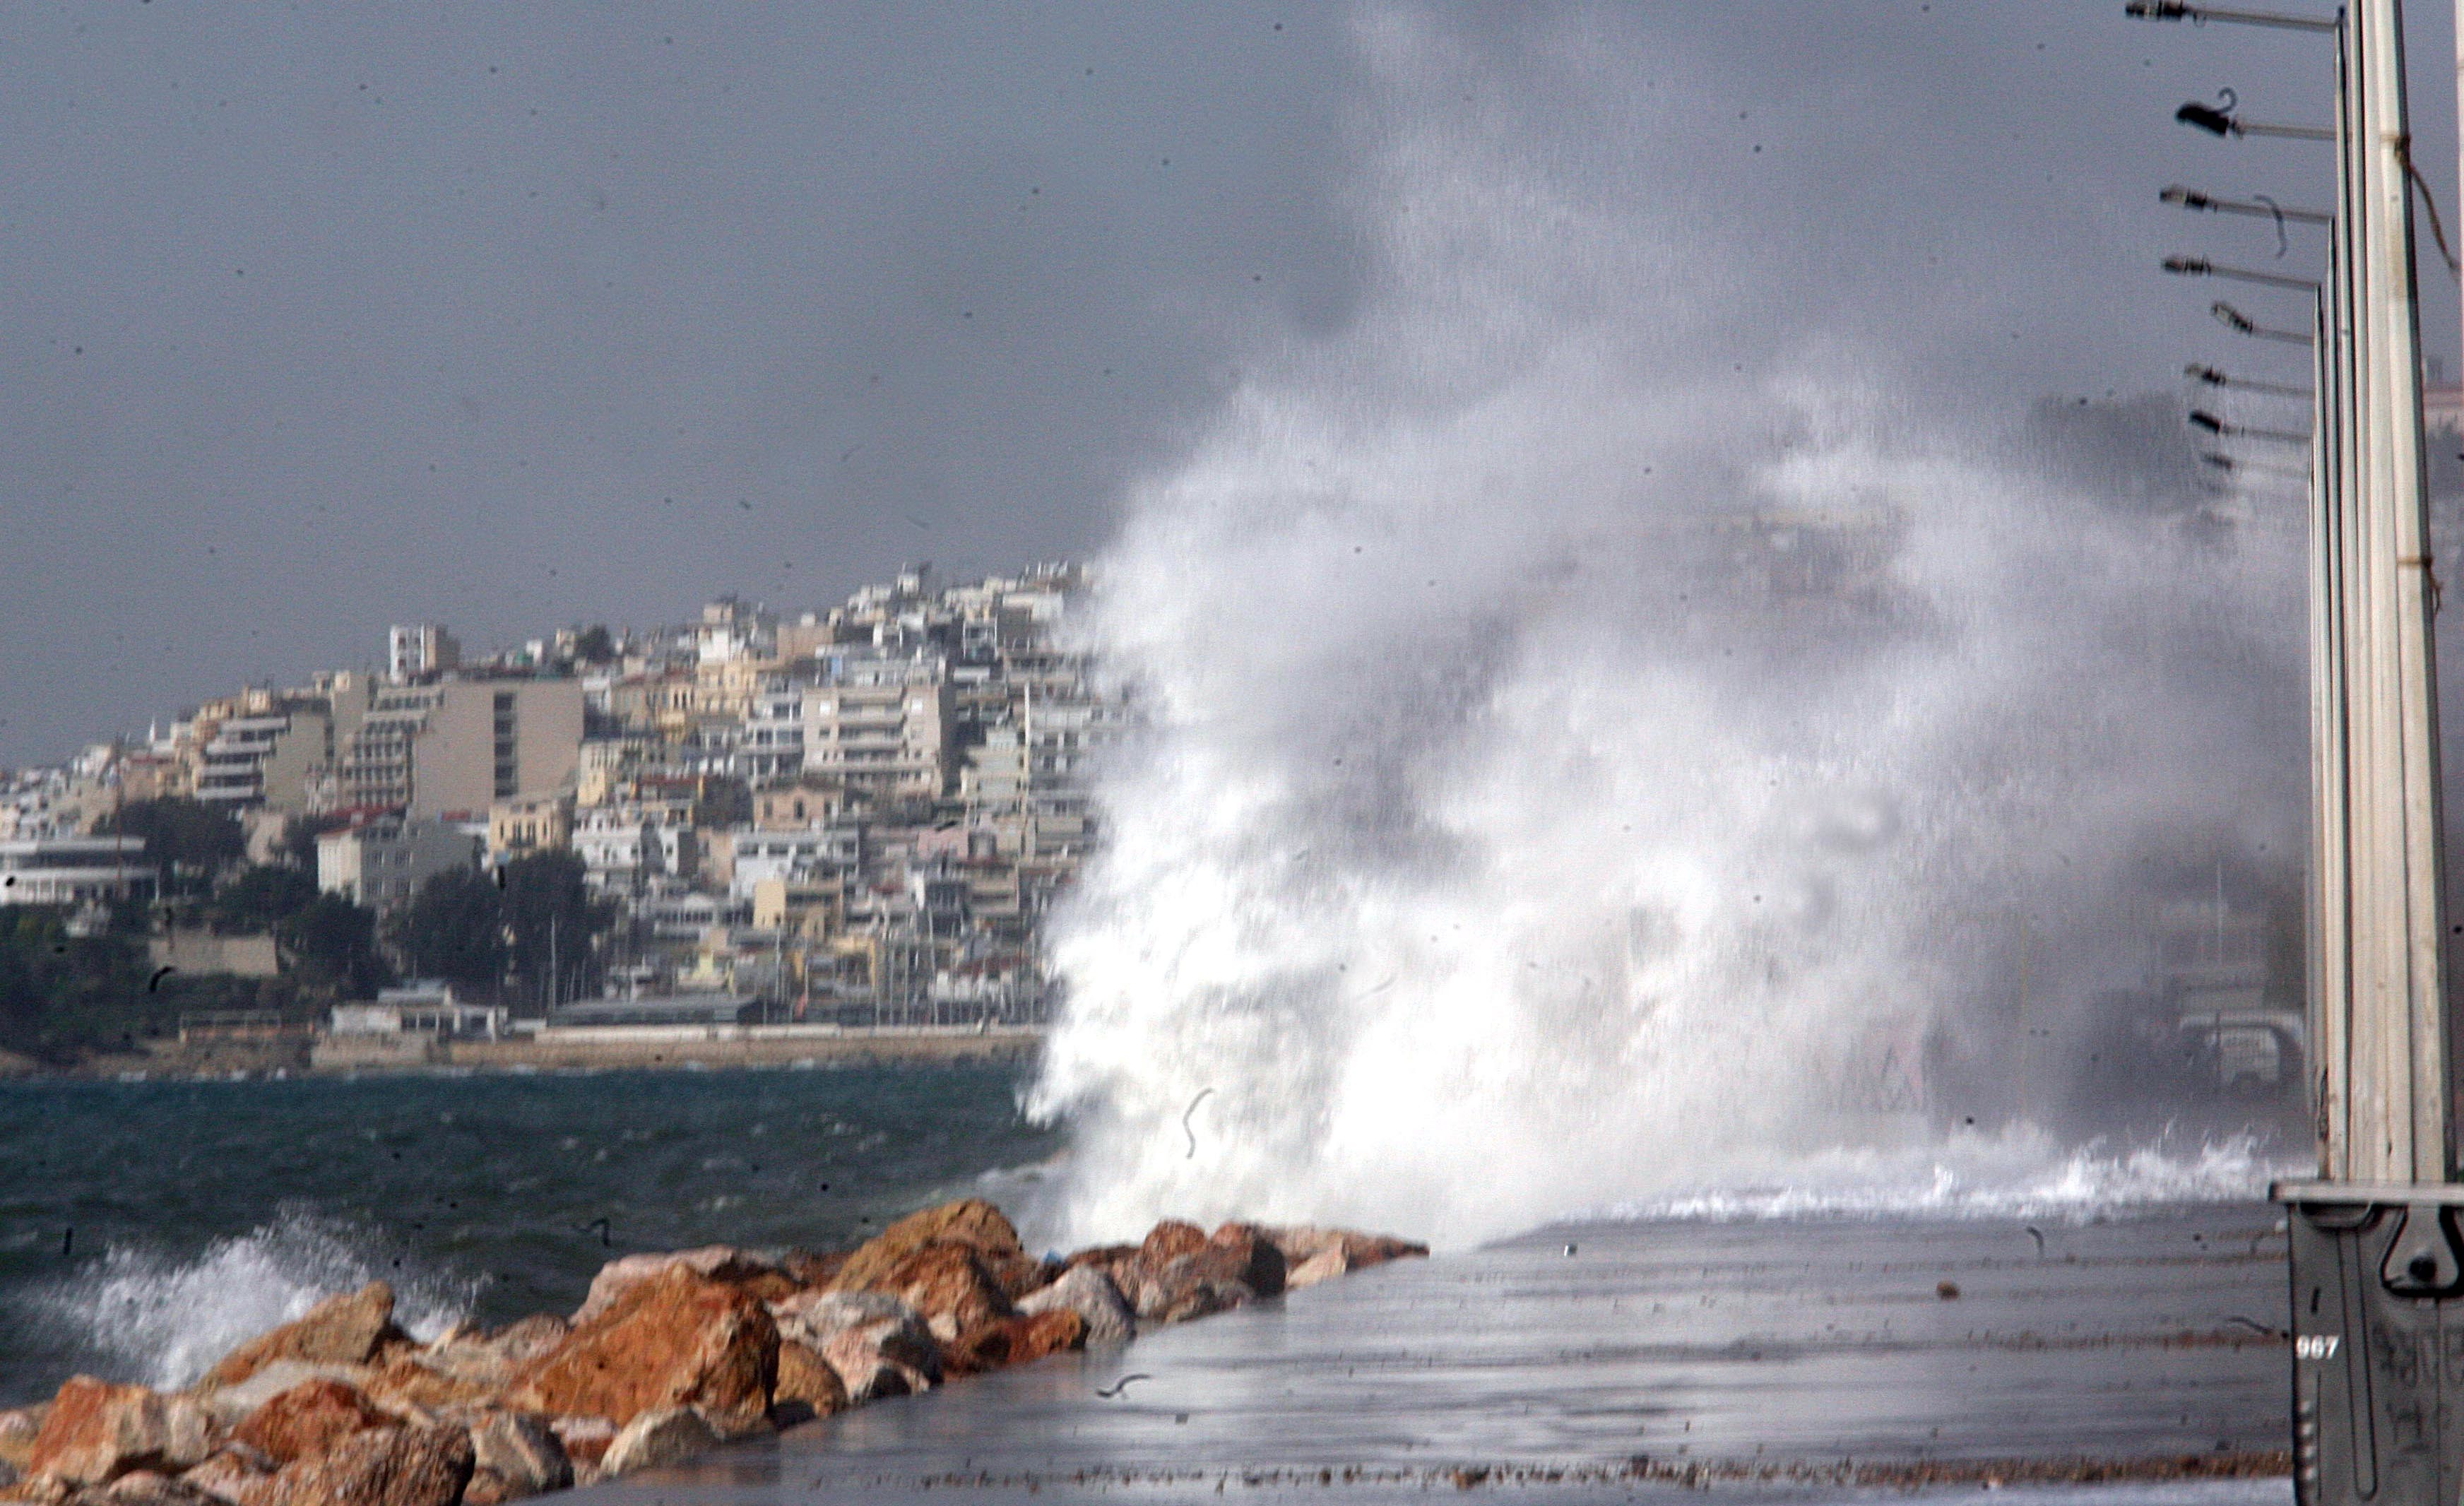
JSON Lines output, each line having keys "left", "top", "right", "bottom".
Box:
{"left": 0, "top": 563, "right": 1121, "bottom": 1062}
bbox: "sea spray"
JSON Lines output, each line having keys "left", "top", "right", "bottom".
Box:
{"left": 17, "top": 1208, "right": 475, "bottom": 1392}
{"left": 1024, "top": 11, "right": 2306, "bottom": 1250}
{"left": 1604, "top": 1128, "right": 2300, "bottom": 1226}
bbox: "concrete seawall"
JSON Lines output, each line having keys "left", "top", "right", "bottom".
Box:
{"left": 83, "top": 1024, "right": 1043, "bottom": 1078}
{"left": 442, "top": 1024, "right": 1043, "bottom": 1072}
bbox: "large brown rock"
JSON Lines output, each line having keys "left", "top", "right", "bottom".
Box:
{"left": 26, "top": 1379, "right": 219, "bottom": 1490}
{"left": 1137, "top": 1221, "right": 1208, "bottom": 1269}
{"left": 177, "top": 1445, "right": 279, "bottom": 1506}
{"left": 459, "top": 1413, "right": 569, "bottom": 1506}
{"left": 1264, "top": 1227, "right": 1429, "bottom": 1274}
{"left": 870, "top": 1243, "right": 1013, "bottom": 1343}
{"left": 770, "top": 1343, "right": 848, "bottom": 1423}
{"left": 203, "top": 1285, "right": 404, "bottom": 1391}
{"left": 228, "top": 1382, "right": 386, "bottom": 1467}
{"left": 358, "top": 1354, "right": 496, "bottom": 1416}
{"left": 1284, "top": 1247, "right": 1350, "bottom": 1288}
{"left": 0, "top": 1406, "right": 48, "bottom": 1471}
{"left": 396, "top": 1317, "right": 569, "bottom": 1399}
{"left": 767, "top": 1290, "right": 916, "bottom": 1348}
{"left": 776, "top": 1250, "right": 846, "bottom": 1289}
{"left": 191, "top": 1365, "right": 372, "bottom": 1435}
{"left": 571, "top": 1247, "right": 799, "bottom": 1326}
{"left": 1204, "top": 1223, "right": 1288, "bottom": 1298}
{"left": 1135, "top": 1253, "right": 1254, "bottom": 1325}
{"left": 1097, "top": 1258, "right": 1152, "bottom": 1318}
{"left": 256, "top": 1425, "right": 470, "bottom": 1506}
{"left": 360, "top": 1351, "right": 505, "bottom": 1419}
{"left": 944, "top": 1310, "right": 1086, "bottom": 1376}
{"left": 1015, "top": 1266, "right": 1135, "bottom": 1345}
{"left": 479, "top": 1316, "right": 571, "bottom": 1368}
{"left": 828, "top": 1199, "right": 1024, "bottom": 1293}
{"left": 774, "top": 1291, "right": 940, "bottom": 1403}
{"left": 504, "top": 1266, "right": 778, "bottom": 1438}
{"left": 83, "top": 1471, "right": 224, "bottom": 1506}
{"left": 1112, "top": 1221, "right": 1236, "bottom": 1321}
{"left": 542, "top": 1418, "right": 613, "bottom": 1474}
{"left": 597, "top": 1409, "right": 716, "bottom": 1478}
{"left": 817, "top": 1327, "right": 932, "bottom": 1406}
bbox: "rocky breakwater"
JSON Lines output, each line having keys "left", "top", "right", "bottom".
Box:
{"left": 0, "top": 1202, "right": 1424, "bottom": 1506}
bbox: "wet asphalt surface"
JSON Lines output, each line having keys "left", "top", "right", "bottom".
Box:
{"left": 581, "top": 1207, "right": 2293, "bottom": 1504}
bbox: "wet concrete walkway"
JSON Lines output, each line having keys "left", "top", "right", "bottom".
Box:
{"left": 584, "top": 1206, "right": 2293, "bottom": 1503}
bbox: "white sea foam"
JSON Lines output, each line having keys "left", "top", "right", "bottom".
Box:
{"left": 1024, "top": 13, "right": 2304, "bottom": 1252}
{"left": 1599, "top": 1131, "right": 2296, "bottom": 1226}
{"left": 20, "top": 1209, "right": 475, "bottom": 1391}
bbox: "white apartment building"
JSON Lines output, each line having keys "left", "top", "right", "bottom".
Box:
{"left": 0, "top": 837, "right": 154, "bottom": 908}
{"left": 727, "top": 822, "right": 863, "bottom": 901}
{"left": 739, "top": 688, "right": 807, "bottom": 782}
{"left": 800, "top": 653, "right": 952, "bottom": 800}
{"left": 573, "top": 807, "right": 695, "bottom": 894}
{"left": 1021, "top": 674, "right": 1127, "bottom": 860}
{"left": 959, "top": 720, "right": 1029, "bottom": 813}
{"left": 316, "top": 814, "right": 479, "bottom": 912}
{"left": 389, "top": 624, "right": 461, "bottom": 683}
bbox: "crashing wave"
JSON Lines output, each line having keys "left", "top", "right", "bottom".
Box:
{"left": 16, "top": 1207, "right": 474, "bottom": 1391}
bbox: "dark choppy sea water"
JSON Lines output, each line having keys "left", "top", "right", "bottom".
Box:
{"left": 0, "top": 1064, "right": 1058, "bottom": 1405}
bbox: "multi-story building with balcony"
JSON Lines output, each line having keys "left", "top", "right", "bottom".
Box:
{"left": 194, "top": 710, "right": 331, "bottom": 812}
{"left": 573, "top": 804, "right": 697, "bottom": 894}
{"left": 725, "top": 822, "right": 864, "bottom": 901}
{"left": 335, "top": 680, "right": 584, "bottom": 820}
{"left": 798, "top": 653, "right": 952, "bottom": 801}
{"left": 0, "top": 836, "right": 154, "bottom": 908}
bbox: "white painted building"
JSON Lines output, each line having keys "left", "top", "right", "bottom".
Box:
{"left": 574, "top": 807, "right": 694, "bottom": 894}
{"left": 388, "top": 624, "right": 461, "bottom": 683}
{"left": 331, "top": 982, "right": 505, "bottom": 1040}
{"left": 727, "top": 822, "right": 863, "bottom": 901}
{"left": 316, "top": 814, "right": 478, "bottom": 912}
{"left": 0, "top": 837, "right": 154, "bottom": 908}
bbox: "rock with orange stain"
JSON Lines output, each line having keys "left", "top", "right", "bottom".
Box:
{"left": 228, "top": 1381, "right": 387, "bottom": 1468}
{"left": 23, "top": 1380, "right": 218, "bottom": 1490}
{"left": 202, "top": 1286, "right": 405, "bottom": 1392}
{"left": 504, "top": 1267, "right": 777, "bottom": 1439}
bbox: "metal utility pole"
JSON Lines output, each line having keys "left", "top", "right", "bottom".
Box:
{"left": 2275, "top": 1, "right": 2460, "bottom": 1500}
{"left": 2281, "top": 0, "right": 2448, "bottom": 1180}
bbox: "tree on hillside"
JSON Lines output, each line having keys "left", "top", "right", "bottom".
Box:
{"left": 571, "top": 624, "right": 616, "bottom": 665}
{"left": 207, "top": 864, "right": 318, "bottom": 935}
{"left": 0, "top": 909, "right": 162, "bottom": 1062}
{"left": 386, "top": 868, "right": 506, "bottom": 995}
{"left": 95, "top": 798, "right": 245, "bottom": 900}
{"left": 283, "top": 894, "right": 391, "bottom": 1000}
{"left": 502, "top": 851, "right": 605, "bottom": 1009}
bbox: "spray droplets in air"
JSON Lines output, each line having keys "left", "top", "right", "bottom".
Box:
{"left": 1023, "top": 13, "right": 2302, "bottom": 1250}
{"left": 18, "top": 1209, "right": 473, "bottom": 1392}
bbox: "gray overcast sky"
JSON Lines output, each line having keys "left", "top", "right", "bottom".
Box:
{"left": 2, "top": 1, "right": 2452, "bottom": 766}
